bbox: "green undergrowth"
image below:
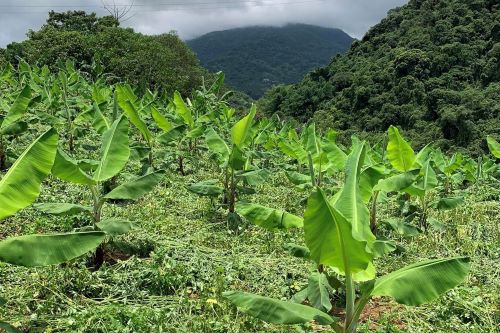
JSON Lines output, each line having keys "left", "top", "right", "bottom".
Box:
{"left": 0, "top": 154, "right": 498, "bottom": 332}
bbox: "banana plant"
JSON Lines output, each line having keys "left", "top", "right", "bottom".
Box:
{"left": 364, "top": 126, "right": 424, "bottom": 233}
{"left": 223, "top": 142, "right": 470, "bottom": 333}
{"left": 279, "top": 123, "right": 342, "bottom": 191}
{"left": 188, "top": 105, "right": 269, "bottom": 223}
{"left": 432, "top": 149, "right": 463, "bottom": 193}
{"left": 34, "top": 115, "right": 163, "bottom": 267}
{"left": 0, "top": 84, "right": 32, "bottom": 170}
{"left": 116, "top": 84, "right": 156, "bottom": 169}
{"left": 486, "top": 135, "right": 500, "bottom": 159}
{"left": 0, "top": 128, "right": 105, "bottom": 331}
{"left": 152, "top": 91, "right": 207, "bottom": 175}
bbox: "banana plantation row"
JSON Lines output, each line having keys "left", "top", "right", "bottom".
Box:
{"left": 0, "top": 61, "right": 499, "bottom": 332}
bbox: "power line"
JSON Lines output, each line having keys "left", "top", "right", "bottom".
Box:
{"left": 0, "top": 0, "right": 325, "bottom": 14}
{"left": 0, "top": 0, "right": 324, "bottom": 8}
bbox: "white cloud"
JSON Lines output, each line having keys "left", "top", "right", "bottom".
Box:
{"left": 0, "top": 0, "right": 408, "bottom": 47}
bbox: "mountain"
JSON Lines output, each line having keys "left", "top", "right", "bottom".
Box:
{"left": 259, "top": 0, "right": 500, "bottom": 153}
{"left": 187, "top": 24, "right": 354, "bottom": 98}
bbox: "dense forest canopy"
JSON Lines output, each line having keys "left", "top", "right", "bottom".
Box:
{"left": 188, "top": 24, "right": 354, "bottom": 98}
{"left": 0, "top": 11, "right": 205, "bottom": 96}
{"left": 259, "top": 0, "right": 500, "bottom": 153}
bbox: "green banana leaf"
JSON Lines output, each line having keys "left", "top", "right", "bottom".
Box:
{"left": 103, "top": 170, "right": 164, "bottom": 200}
{"left": 373, "top": 170, "right": 419, "bottom": 192}
{"left": 0, "top": 231, "right": 105, "bottom": 267}
{"left": 173, "top": 91, "right": 194, "bottom": 128}
{"left": 52, "top": 149, "right": 96, "bottom": 185}
{"left": 304, "top": 188, "right": 372, "bottom": 275}
{"left": 236, "top": 202, "right": 303, "bottom": 230}
{"left": 387, "top": 125, "right": 415, "bottom": 172}
{"left": 231, "top": 104, "right": 256, "bottom": 148}
{"left": 307, "top": 272, "right": 333, "bottom": 312}
{"left": 151, "top": 106, "right": 173, "bottom": 133}
{"left": 187, "top": 180, "right": 224, "bottom": 196}
{"left": 432, "top": 197, "right": 464, "bottom": 210}
{"left": 0, "top": 85, "right": 31, "bottom": 133}
{"left": 96, "top": 218, "right": 136, "bottom": 236}
{"left": 362, "top": 257, "right": 470, "bottom": 306}
{"left": 0, "top": 321, "right": 22, "bottom": 333}
{"left": 0, "top": 128, "right": 58, "bottom": 221}
{"left": 0, "top": 121, "right": 28, "bottom": 136}
{"left": 34, "top": 203, "right": 92, "bottom": 216}
{"left": 91, "top": 102, "right": 111, "bottom": 135}
{"left": 334, "top": 142, "right": 375, "bottom": 245}
{"left": 119, "top": 99, "right": 152, "bottom": 144}
{"left": 93, "top": 115, "right": 130, "bottom": 182}
{"left": 223, "top": 291, "right": 335, "bottom": 325}
{"left": 486, "top": 135, "right": 500, "bottom": 158}
{"left": 205, "top": 127, "right": 230, "bottom": 161}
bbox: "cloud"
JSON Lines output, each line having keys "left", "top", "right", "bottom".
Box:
{"left": 0, "top": 0, "right": 408, "bottom": 47}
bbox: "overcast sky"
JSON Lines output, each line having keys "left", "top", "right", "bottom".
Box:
{"left": 0, "top": 0, "right": 408, "bottom": 47}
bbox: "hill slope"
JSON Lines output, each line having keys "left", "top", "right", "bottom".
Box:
{"left": 260, "top": 0, "right": 500, "bottom": 152}
{"left": 188, "top": 24, "right": 354, "bottom": 98}
{"left": 0, "top": 11, "right": 205, "bottom": 95}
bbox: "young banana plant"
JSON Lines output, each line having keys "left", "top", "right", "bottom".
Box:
{"left": 279, "top": 123, "right": 341, "bottom": 191}
{"left": 223, "top": 142, "right": 470, "bottom": 333}
{"left": 0, "top": 128, "right": 105, "bottom": 332}
{"left": 116, "top": 84, "right": 156, "bottom": 170}
{"left": 151, "top": 91, "right": 207, "bottom": 175}
{"left": 0, "top": 84, "right": 32, "bottom": 170}
{"left": 34, "top": 115, "right": 163, "bottom": 267}
{"left": 188, "top": 105, "right": 269, "bottom": 223}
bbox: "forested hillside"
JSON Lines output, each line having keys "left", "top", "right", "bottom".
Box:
{"left": 188, "top": 24, "right": 354, "bottom": 98}
{"left": 260, "top": 0, "right": 500, "bottom": 153}
{"left": 0, "top": 11, "right": 205, "bottom": 95}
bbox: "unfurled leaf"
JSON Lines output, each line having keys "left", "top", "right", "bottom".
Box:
{"left": 486, "top": 136, "right": 500, "bottom": 159}
{"left": 93, "top": 115, "right": 130, "bottom": 182}
{"left": 373, "top": 170, "right": 419, "bottom": 192}
{"left": 119, "top": 100, "right": 152, "bottom": 144}
{"left": 236, "top": 202, "right": 303, "bottom": 230}
{"left": 0, "top": 128, "right": 58, "bottom": 221}
{"left": 304, "top": 188, "right": 372, "bottom": 274}
{"left": 432, "top": 197, "right": 464, "bottom": 210}
{"left": 187, "top": 180, "right": 224, "bottom": 196}
{"left": 173, "top": 91, "right": 194, "bottom": 128}
{"left": 381, "top": 218, "right": 421, "bottom": 237}
{"left": 334, "top": 142, "right": 375, "bottom": 245}
{"left": 34, "top": 203, "right": 92, "bottom": 216}
{"left": 236, "top": 169, "right": 270, "bottom": 186}
{"left": 104, "top": 171, "right": 163, "bottom": 200}
{"left": 52, "top": 149, "right": 95, "bottom": 185}
{"left": 231, "top": 104, "right": 256, "bottom": 148}
{"left": 363, "top": 257, "right": 470, "bottom": 306}
{"left": 307, "top": 272, "right": 333, "bottom": 312}
{"left": 0, "top": 232, "right": 105, "bottom": 267}
{"left": 96, "top": 218, "right": 136, "bottom": 236}
{"left": 372, "top": 239, "right": 397, "bottom": 258}
{"left": 205, "top": 127, "right": 230, "bottom": 161}
{"left": 151, "top": 106, "right": 173, "bottom": 133}
{"left": 387, "top": 125, "right": 415, "bottom": 172}
{"left": 223, "top": 291, "right": 335, "bottom": 325}
{"left": 91, "top": 102, "right": 110, "bottom": 135}
{"left": 0, "top": 85, "right": 31, "bottom": 133}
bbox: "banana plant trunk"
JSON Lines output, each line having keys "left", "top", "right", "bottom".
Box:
{"left": 370, "top": 191, "right": 379, "bottom": 233}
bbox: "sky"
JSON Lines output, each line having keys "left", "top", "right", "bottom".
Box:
{"left": 0, "top": 0, "right": 408, "bottom": 47}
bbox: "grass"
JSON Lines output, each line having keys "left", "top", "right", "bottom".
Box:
{"left": 0, "top": 150, "right": 498, "bottom": 332}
